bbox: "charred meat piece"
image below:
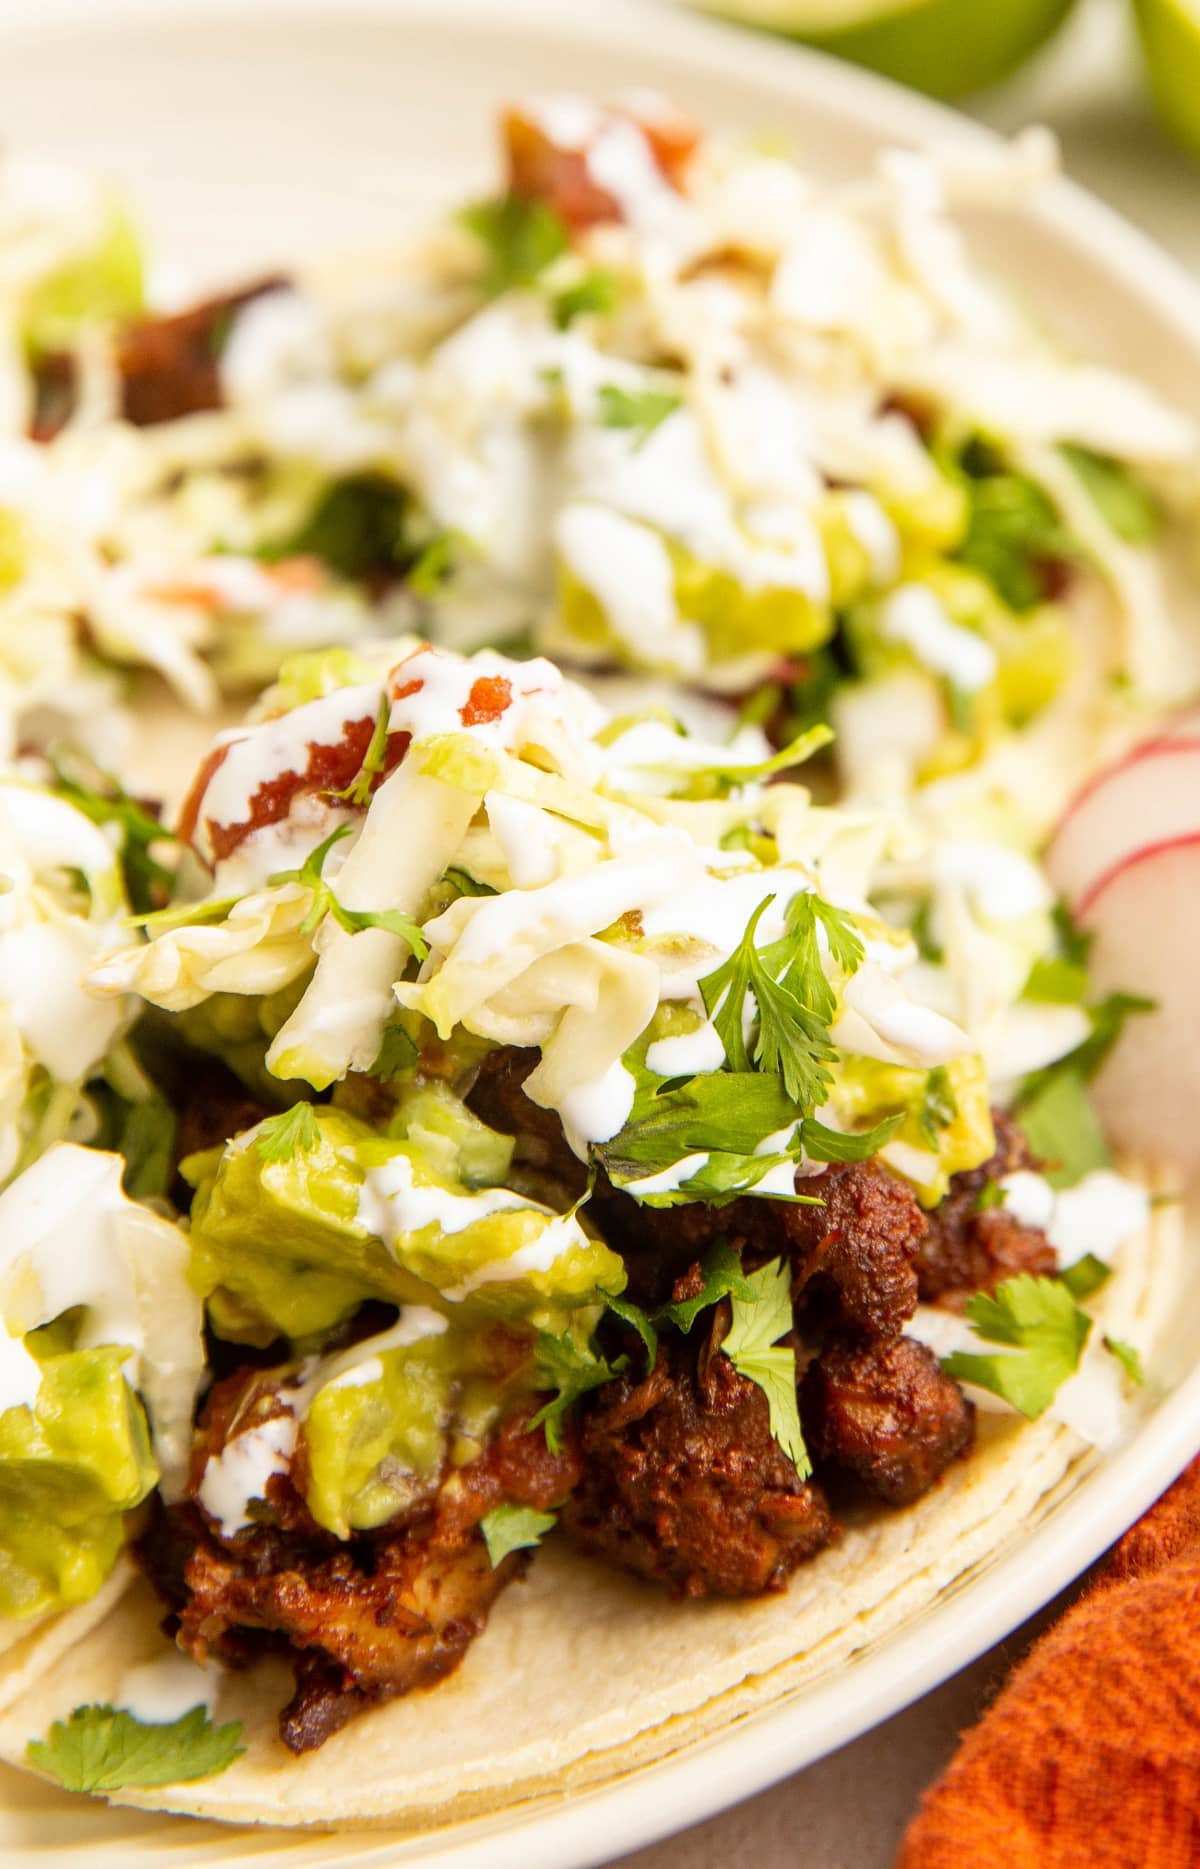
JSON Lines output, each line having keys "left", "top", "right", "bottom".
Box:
{"left": 138, "top": 1371, "right": 580, "bottom": 1753}
{"left": 561, "top": 1316, "right": 833, "bottom": 1597}
{"left": 31, "top": 276, "right": 288, "bottom": 439}
{"left": 916, "top": 1111, "right": 1057, "bottom": 1307}
{"left": 777, "top": 1160, "right": 927, "bottom": 1340}
{"left": 596, "top": 1158, "right": 927, "bottom": 1341}
{"left": 802, "top": 1334, "right": 975, "bottom": 1507}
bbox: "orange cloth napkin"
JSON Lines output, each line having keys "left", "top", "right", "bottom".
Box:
{"left": 898, "top": 1456, "right": 1200, "bottom": 1869}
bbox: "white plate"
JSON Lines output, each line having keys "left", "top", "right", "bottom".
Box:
{"left": 0, "top": 2, "right": 1198, "bottom": 1863}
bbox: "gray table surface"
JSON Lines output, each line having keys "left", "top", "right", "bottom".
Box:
{"left": 612, "top": 2, "right": 1199, "bottom": 1862}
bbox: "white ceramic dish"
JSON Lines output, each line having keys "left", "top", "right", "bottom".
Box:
{"left": 0, "top": 1, "right": 1198, "bottom": 1863}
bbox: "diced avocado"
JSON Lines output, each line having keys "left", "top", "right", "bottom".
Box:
{"left": 556, "top": 537, "right": 835, "bottom": 674}
{"left": 301, "top": 1323, "right": 531, "bottom": 1538}
{"left": 0, "top": 1342, "right": 157, "bottom": 1617}
{"left": 22, "top": 201, "right": 144, "bottom": 357}
{"left": 669, "top": 542, "right": 833, "bottom": 663}
{"left": 184, "top": 1103, "right": 624, "bottom": 1346}
{"left": 830, "top": 1053, "right": 995, "bottom": 1205}
{"left": 385, "top": 1080, "right": 515, "bottom": 1186}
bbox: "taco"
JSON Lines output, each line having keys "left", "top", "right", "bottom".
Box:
{"left": 0, "top": 632, "right": 1171, "bottom": 1824}
{"left": 0, "top": 93, "right": 1191, "bottom": 1830}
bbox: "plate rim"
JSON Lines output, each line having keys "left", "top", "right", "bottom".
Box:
{"left": 2, "top": 2, "right": 1199, "bottom": 1862}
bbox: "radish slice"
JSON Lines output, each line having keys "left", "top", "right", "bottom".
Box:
{"left": 1046, "top": 746, "right": 1200, "bottom": 914}
{"left": 1079, "top": 832, "right": 1200, "bottom": 1181}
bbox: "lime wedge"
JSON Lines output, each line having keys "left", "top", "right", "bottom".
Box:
{"left": 693, "top": 0, "right": 1078, "bottom": 99}
{"left": 1134, "top": 0, "right": 1200, "bottom": 159}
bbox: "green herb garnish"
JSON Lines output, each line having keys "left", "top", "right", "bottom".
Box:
{"left": 941, "top": 1273, "right": 1091, "bottom": 1418}
{"left": 28, "top": 1703, "right": 244, "bottom": 1794}
{"left": 480, "top": 1503, "right": 557, "bottom": 1567}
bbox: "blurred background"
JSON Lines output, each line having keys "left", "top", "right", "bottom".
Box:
{"left": 686, "top": 0, "right": 1200, "bottom": 267}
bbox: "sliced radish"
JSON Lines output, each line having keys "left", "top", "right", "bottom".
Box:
{"left": 1046, "top": 745, "right": 1200, "bottom": 913}
{"left": 1078, "top": 832, "right": 1200, "bottom": 1181}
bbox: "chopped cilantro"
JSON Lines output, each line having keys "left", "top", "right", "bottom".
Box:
{"left": 658, "top": 1240, "right": 756, "bottom": 1334}
{"left": 604, "top": 1291, "right": 659, "bottom": 1370}
{"left": 1059, "top": 1253, "right": 1111, "bottom": 1301}
{"left": 941, "top": 1272, "right": 1092, "bottom": 1418}
{"left": 325, "top": 692, "right": 391, "bottom": 808}
{"left": 700, "top": 892, "right": 865, "bottom": 1113}
{"left": 552, "top": 267, "right": 617, "bottom": 329}
{"left": 721, "top": 1259, "right": 810, "bottom": 1475}
{"left": 1061, "top": 446, "right": 1161, "bottom": 544}
{"left": 269, "top": 825, "right": 428, "bottom": 956}
{"left": 259, "top": 475, "right": 409, "bottom": 580}
{"left": 1015, "top": 1067, "right": 1109, "bottom": 1189}
{"left": 458, "top": 193, "right": 568, "bottom": 296}
{"left": 1103, "top": 1335, "right": 1144, "bottom": 1386}
{"left": 954, "top": 460, "right": 1077, "bottom": 613}
{"left": 598, "top": 1070, "right": 803, "bottom": 1182}
{"left": 917, "top": 1066, "right": 959, "bottom": 1149}
{"left": 27, "top": 1702, "right": 244, "bottom": 1794}
{"left": 480, "top": 1503, "right": 557, "bottom": 1567}
{"left": 253, "top": 1102, "right": 319, "bottom": 1163}
{"left": 798, "top": 1112, "right": 904, "bottom": 1163}
{"left": 596, "top": 383, "right": 682, "bottom": 449}
{"left": 1015, "top": 991, "right": 1151, "bottom": 1188}
{"left": 367, "top": 1021, "right": 419, "bottom": 1083}
{"left": 528, "top": 1331, "right": 624, "bottom": 1452}
{"left": 51, "top": 752, "right": 178, "bottom": 914}
{"left": 442, "top": 866, "right": 498, "bottom": 899}
{"left": 974, "top": 1179, "right": 1007, "bottom": 1215}
{"left": 407, "top": 528, "right": 471, "bottom": 598}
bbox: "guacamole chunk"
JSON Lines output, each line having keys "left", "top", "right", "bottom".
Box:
{"left": 0, "top": 1340, "right": 157, "bottom": 1617}
{"left": 184, "top": 1103, "right": 624, "bottom": 1345}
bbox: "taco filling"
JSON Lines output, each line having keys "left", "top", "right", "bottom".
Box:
{"left": 0, "top": 634, "right": 1120, "bottom": 1754}
{"left": 0, "top": 93, "right": 1184, "bottom": 1806}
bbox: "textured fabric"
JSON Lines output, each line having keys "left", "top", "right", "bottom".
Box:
{"left": 898, "top": 1457, "right": 1200, "bottom": 1868}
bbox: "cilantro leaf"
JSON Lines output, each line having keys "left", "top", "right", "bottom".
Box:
{"left": 1016, "top": 1067, "right": 1109, "bottom": 1189}
{"left": 552, "top": 267, "right": 617, "bottom": 329}
{"left": 941, "top": 1272, "right": 1092, "bottom": 1418}
{"left": 700, "top": 891, "right": 864, "bottom": 1114}
{"left": 480, "top": 1503, "right": 557, "bottom": 1567}
{"left": 657, "top": 1240, "right": 755, "bottom": 1333}
{"left": 528, "top": 1331, "right": 624, "bottom": 1452}
{"left": 954, "top": 460, "right": 1077, "bottom": 612}
{"left": 325, "top": 692, "right": 391, "bottom": 808}
{"left": 258, "top": 475, "right": 409, "bottom": 580}
{"left": 1103, "top": 1335, "right": 1144, "bottom": 1385}
{"left": 51, "top": 752, "right": 178, "bottom": 914}
{"left": 798, "top": 1112, "right": 904, "bottom": 1163}
{"left": 253, "top": 1102, "right": 319, "bottom": 1163}
{"left": 442, "top": 866, "right": 498, "bottom": 899}
{"left": 917, "top": 1066, "right": 958, "bottom": 1149}
{"left": 601, "top": 1071, "right": 802, "bottom": 1171}
{"left": 721, "top": 1259, "right": 810, "bottom": 1476}
{"left": 1059, "top": 1253, "right": 1111, "bottom": 1301}
{"left": 27, "top": 1702, "right": 244, "bottom": 1793}
{"left": 604, "top": 1292, "right": 658, "bottom": 1370}
{"left": 269, "top": 825, "right": 428, "bottom": 957}
{"left": 407, "top": 528, "right": 471, "bottom": 598}
{"left": 367, "top": 1021, "right": 419, "bottom": 1083}
{"left": 596, "top": 383, "right": 682, "bottom": 449}
{"left": 1061, "top": 446, "right": 1161, "bottom": 544}
{"left": 459, "top": 193, "right": 568, "bottom": 296}
{"left": 974, "top": 1179, "right": 1006, "bottom": 1214}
